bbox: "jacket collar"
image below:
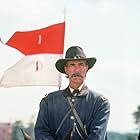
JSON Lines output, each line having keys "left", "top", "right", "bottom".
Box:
{"left": 64, "top": 85, "right": 89, "bottom": 97}
{"left": 69, "top": 82, "right": 84, "bottom": 94}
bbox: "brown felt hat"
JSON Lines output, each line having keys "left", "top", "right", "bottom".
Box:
{"left": 55, "top": 46, "right": 96, "bottom": 74}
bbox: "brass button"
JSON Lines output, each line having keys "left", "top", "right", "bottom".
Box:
{"left": 71, "top": 98, "right": 75, "bottom": 103}
{"left": 70, "top": 116, "right": 74, "bottom": 120}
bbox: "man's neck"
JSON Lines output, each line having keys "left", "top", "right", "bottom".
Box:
{"left": 69, "top": 82, "right": 84, "bottom": 91}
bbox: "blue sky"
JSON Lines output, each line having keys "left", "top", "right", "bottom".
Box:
{"left": 0, "top": 0, "right": 140, "bottom": 133}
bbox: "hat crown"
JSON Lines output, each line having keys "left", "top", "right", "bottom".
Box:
{"left": 65, "top": 46, "right": 86, "bottom": 59}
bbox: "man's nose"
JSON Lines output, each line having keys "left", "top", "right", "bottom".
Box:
{"left": 74, "top": 65, "right": 80, "bottom": 72}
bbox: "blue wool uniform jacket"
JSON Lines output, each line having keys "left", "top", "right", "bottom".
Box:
{"left": 34, "top": 86, "right": 110, "bottom": 140}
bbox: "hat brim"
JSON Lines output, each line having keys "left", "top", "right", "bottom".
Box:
{"left": 55, "top": 57, "right": 96, "bottom": 74}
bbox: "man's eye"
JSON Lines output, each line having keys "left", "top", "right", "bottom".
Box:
{"left": 69, "top": 64, "right": 75, "bottom": 66}
{"left": 80, "top": 63, "right": 85, "bottom": 66}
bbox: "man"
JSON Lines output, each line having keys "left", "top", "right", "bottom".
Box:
{"left": 34, "top": 46, "right": 110, "bottom": 140}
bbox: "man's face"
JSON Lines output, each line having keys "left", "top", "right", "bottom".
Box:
{"left": 64, "top": 60, "right": 88, "bottom": 86}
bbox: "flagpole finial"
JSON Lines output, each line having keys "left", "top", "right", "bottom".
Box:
{"left": 0, "top": 37, "right": 4, "bottom": 44}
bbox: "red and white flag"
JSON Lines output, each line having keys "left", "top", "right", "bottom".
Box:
{"left": 0, "top": 22, "right": 65, "bottom": 87}
{"left": 0, "top": 0, "right": 65, "bottom": 87}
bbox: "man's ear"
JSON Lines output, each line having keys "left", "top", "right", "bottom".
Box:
{"left": 86, "top": 65, "right": 89, "bottom": 72}
{"left": 64, "top": 66, "right": 69, "bottom": 78}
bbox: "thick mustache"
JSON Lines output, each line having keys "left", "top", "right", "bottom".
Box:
{"left": 71, "top": 73, "right": 83, "bottom": 78}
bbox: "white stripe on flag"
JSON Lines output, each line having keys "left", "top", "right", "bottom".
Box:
{"left": 0, "top": 54, "right": 62, "bottom": 87}
{"left": 0, "top": 42, "right": 24, "bottom": 80}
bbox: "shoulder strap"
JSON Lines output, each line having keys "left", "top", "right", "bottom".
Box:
{"left": 67, "top": 97, "right": 88, "bottom": 139}
{"left": 55, "top": 102, "right": 77, "bottom": 136}
{"left": 55, "top": 108, "right": 72, "bottom": 136}
{"left": 55, "top": 98, "right": 80, "bottom": 136}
